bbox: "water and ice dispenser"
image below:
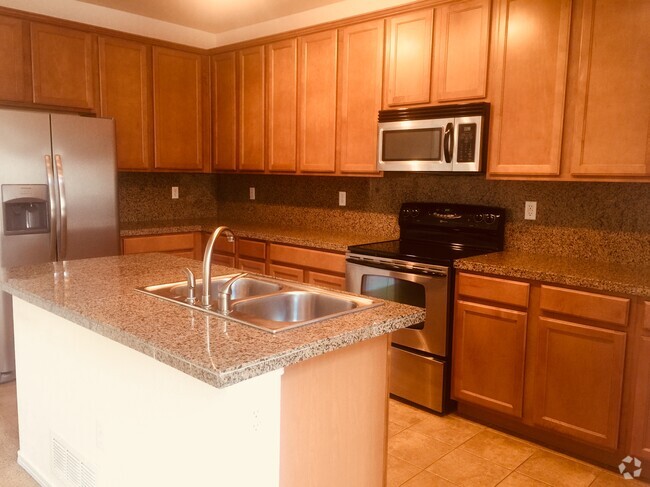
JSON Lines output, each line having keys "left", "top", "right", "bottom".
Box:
{"left": 2, "top": 185, "right": 49, "bottom": 235}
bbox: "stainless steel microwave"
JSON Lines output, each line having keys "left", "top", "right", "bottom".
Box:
{"left": 377, "top": 102, "right": 490, "bottom": 172}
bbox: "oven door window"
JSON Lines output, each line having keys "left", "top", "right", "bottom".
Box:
{"left": 382, "top": 128, "right": 442, "bottom": 162}
{"left": 361, "top": 275, "right": 425, "bottom": 330}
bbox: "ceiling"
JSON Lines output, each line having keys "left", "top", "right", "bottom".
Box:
{"left": 76, "top": 0, "right": 344, "bottom": 34}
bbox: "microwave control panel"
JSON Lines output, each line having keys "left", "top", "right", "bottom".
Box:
{"left": 456, "top": 123, "right": 477, "bottom": 163}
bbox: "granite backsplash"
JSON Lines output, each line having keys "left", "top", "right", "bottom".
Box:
{"left": 118, "top": 172, "right": 650, "bottom": 266}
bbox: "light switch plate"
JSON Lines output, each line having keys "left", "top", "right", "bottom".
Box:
{"left": 249, "top": 187, "right": 256, "bottom": 200}
{"left": 525, "top": 201, "right": 537, "bottom": 220}
{"left": 171, "top": 187, "right": 179, "bottom": 199}
{"left": 339, "top": 191, "right": 346, "bottom": 207}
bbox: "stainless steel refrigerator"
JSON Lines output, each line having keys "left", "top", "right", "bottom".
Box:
{"left": 0, "top": 108, "right": 120, "bottom": 383}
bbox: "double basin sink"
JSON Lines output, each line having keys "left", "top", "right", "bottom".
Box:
{"left": 137, "top": 274, "right": 382, "bottom": 333}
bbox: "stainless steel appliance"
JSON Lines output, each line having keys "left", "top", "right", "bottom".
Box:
{"left": 377, "top": 102, "right": 490, "bottom": 172}
{"left": 346, "top": 202, "right": 505, "bottom": 413}
{"left": 0, "top": 108, "right": 120, "bottom": 383}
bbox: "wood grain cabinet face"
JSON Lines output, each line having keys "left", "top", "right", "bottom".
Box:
{"left": 98, "top": 36, "right": 152, "bottom": 170}
{"left": 152, "top": 47, "right": 205, "bottom": 171}
{"left": 384, "top": 9, "right": 434, "bottom": 107}
{"left": 566, "top": 0, "right": 650, "bottom": 177}
{"left": 336, "top": 20, "right": 384, "bottom": 174}
{"left": 532, "top": 317, "right": 626, "bottom": 449}
{"left": 0, "top": 15, "right": 30, "bottom": 103}
{"left": 266, "top": 39, "right": 298, "bottom": 172}
{"left": 631, "top": 336, "right": 650, "bottom": 462}
{"left": 269, "top": 263, "right": 305, "bottom": 283}
{"left": 298, "top": 30, "right": 338, "bottom": 173}
{"left": 434, "top": 0, "right": 490, "bottom": 102}
{"left": 30, "top": 23, "right": 96, "bottom": 110}
{"left": 212, "top": 52, "right": 237, "bottom": 171}
{"left": 238, "top": 46, "right": 265, "bottom": 171}
{"left": 452, "top": 300, "right": 528, "bottom": 417}
{"left": 488, "top": 0, "right": 571, "bottom": 176}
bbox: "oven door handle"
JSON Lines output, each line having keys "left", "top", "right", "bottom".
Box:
{"left": 346, "top": 257, "right": 447, "bottom": 278}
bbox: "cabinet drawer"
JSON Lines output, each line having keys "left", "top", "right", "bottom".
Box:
{"left": 269, "top": 244, "right": 345, "bottom": 273}
{"left": 214, "top": 235, "right": 235, "bottom": 254}
{"left": 238, "top": 257, "right": 266, "bottom": 275}
{"left": 457, "top": 273, "right": 529, "bottom": 308}
{"left": 540, "top": 285, "right": 630, "bottom": 327}
{"left": 214, "top": 253, "right": 235, "bottom": 267}
{"left": 238, "top": 238, "right": 266, "bottom": 259}
{"left": 123, "top": 233, "right": 194, "bottom": 254}
{"left": 307, "top": 271, "right": 346, "bottom": 291}
{"left": 269, "top": 263, "right": 305, "bottom": 283}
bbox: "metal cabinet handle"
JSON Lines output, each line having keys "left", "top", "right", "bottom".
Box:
{"left": 54, "top": 154, "right": 67, "bottom": 261}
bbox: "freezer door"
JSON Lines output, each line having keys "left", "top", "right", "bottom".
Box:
{"left": 50, "top": 114, "right": 120, "bottom": 260}
{"left": 0, "top": 109, "right": 54, "bottom": 268}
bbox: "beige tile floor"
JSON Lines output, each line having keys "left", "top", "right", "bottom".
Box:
{"left": 387, "top": 399, "right": 649, "bottom": 487}
{"left": 0, "top": 380, "right": 648, "bottom": 487}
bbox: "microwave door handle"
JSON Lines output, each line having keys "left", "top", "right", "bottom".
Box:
{"left": 443, "top": 123, "right": 454, "bottom": 163}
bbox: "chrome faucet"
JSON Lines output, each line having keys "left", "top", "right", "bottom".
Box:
{"left": 216, "top": 272, "right": 247, "bottom": 315}
{"left": 202, "top": 226, "right": 235, "bottom": 307}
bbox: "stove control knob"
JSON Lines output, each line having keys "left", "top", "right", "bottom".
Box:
{"left": 484, "top": 214, "right": 496, "bottom": 224}
{"left": 474, "top": 214, "right": 484, "bottom": 222}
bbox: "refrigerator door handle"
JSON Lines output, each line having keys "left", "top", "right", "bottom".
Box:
{"left": 54, "top": 154, "right": 67, "bottom": 261}
{"left": 44, "top": 155, "right": 58, "bottom": 261}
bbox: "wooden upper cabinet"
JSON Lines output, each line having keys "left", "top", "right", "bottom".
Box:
{"left": 488, "top": 0, "right": 572, "bottom": 176}
{"left": 266, "top": 39, "right": 298, "bottom": 172}
{"left": 566, "top": 0, "right": 650, "bottom": 177}
{"left": 337, "top": 20, "right": 384, "bottom": 174}
{"left": 238, "top": 46, "right": 265, "bottom": 172}
{"left": 434, "top": 0, "right": 490, "bottom": 102}
{"left": 532, "top": 317, "right": 626, "bottom": 449}
{"left": 298, "top": 30, "right": 338, "bottom": 173}
{"left": 152, "top": 47, "right": 205, "bottom": 171}
{"left": 384, "top": 9, "right": 434, "bottom": 107}
{"left": 0, "top": 15, "right": 30, "bottom": 103}
{"left": 30, "top": 23, "right": 96, "bottom": 110}
{"left": 98, "top": 37, "right": 152, "bottom": 171}
{"left": 212, "top": 52, "right": 237, "bottom": 171}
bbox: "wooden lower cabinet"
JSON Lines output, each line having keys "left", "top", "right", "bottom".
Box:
{"left": 631, "top": 336, "right": 650, "bottom": 462}
{"left": 307, "top": 271, "right": 346, "bottom": 291}
{"left": 122, "top": 233, "right": 199, "bottom": 259}
{"left": 270, "top": 263, "right": 305, "bottom": 283}
{"left": 238, "top": 258, "right": 266, "bottom": 274}
{"left": 269, "top": 243, "right": 346, "bottom": 290}
{"left": 452, "top": 300, "right": 527, "bottom": 417}
{"left": 532, "top": 317, "right": 626, "bottom": 449}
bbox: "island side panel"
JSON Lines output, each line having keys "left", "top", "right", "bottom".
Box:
{"left": 280, "top": 334, "right": 390, "bottom": 486}
{"left": 12, "top": 298, "right": 283, "bottom": 487}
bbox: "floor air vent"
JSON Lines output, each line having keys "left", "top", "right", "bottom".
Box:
{"left": 51, "top": 435, "right": 96, "bottom": 487}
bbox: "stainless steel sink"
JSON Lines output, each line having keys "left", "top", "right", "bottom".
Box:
{"left": 137, "top": 274, "right": 382, "bottom": 333}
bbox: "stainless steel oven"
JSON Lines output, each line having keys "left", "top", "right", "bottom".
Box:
{"left": 346, "top": 254, "right": 452, "bottom": 412}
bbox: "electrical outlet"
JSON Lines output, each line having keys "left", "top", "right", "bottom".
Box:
{"left": 524, "top": 201, "right": 537, "bottom": 220}
{"left": 249, "top": 187, "right": 256, "bottom": 200}
{"left": 171, "top": 186, "right": 179, "bottom": 199}
{"left": 338, "top": 191, "right": 346, "bottom": 207}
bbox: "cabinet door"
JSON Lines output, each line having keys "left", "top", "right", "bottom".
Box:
{"left": 152, "top": 47, "right": 205, "bottom": 171}
{"left": 267, "top": 39, "right": 297, "bottom": 172}
{"left": 567, "top": 0, "right": 650, "bottom": 177}
{"left": 532, "top": 317, "right": 626, "bottom": 448}
{"left": 270, "top": 263, "right": 305, "bottom": 283}
{"left": 238, "top": 46, "right": 265, "bottom": 172}
{"left": 30, "top": 23, "right": 96, "bottom": 109}
{"left": 631, "top": 336, "right": 650, "bottom": 462}
{"left": 212, "top": 52, "right": 237, "bottom": 171}
{"left": 452, "top": 301, "right": 527, "bottom": 417}
{"left": 214, "top": 253, "right": 236, "bottom": 268}
{"left": 298, "top": 30, "right": 338, "bottom": 173}
{"left": 0, "top": 15, "right": 30, "bottom": 103}
{"left": 307, "top": 271, "right": 346, "bottom": 291}
{"left": 98, "top": 36, "right": 152, "bottom": 171}
{"left": 488, "top": 0, "right": 571, "bottom": 175}
{"left": 337, "top": 20, "right": 384, "bottom": 174}
{"left": 383, "top": 9, "right": 434, "bottom": 107}
{"left": 435, "top": 0, "right": 490, "bottom": 101}
{"left": 238, "top": 258, "right": 267, "bottom": 275}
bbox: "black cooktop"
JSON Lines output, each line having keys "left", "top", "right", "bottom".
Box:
{"left": 348, "top": 202, "right": 506, "bottom": 266}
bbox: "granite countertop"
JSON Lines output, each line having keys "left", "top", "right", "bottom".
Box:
{"left": 1, "top": 253, "right": 424, "bottom": 388}
{"left": 455, "top": 251, "right": 650, "bottom": 298}
{"left": 119, "top": 218, "right": 394, "bottom": 252}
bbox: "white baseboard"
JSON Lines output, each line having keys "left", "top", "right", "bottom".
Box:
{"left": 17, "top": 451, "right": 52, "bottom": 487}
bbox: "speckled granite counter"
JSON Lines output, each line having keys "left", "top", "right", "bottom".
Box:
{"left": 455, "top": 251, "right": 650, "bottom": 298}
{"left": 119, "top": 219, "right": 394, "bottom": 252}
{"left": 1, "top": 253, "right": 423, "bottom": 388}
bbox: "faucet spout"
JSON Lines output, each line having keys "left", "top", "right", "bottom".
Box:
{"left": 201, "top": 226, "right": 235, "bottom": 307}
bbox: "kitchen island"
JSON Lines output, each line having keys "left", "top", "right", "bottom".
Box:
{"left": 1, "top": 254, "right": 424, "bottom": 487}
